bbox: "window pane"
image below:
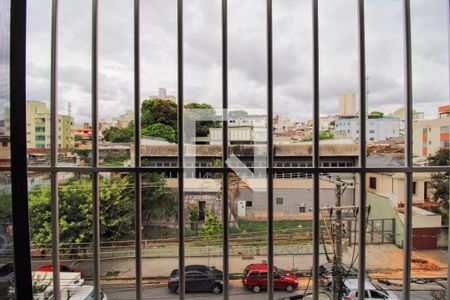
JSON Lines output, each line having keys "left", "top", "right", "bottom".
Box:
{"left": 99, "top": 172, "right": 136, "bottom": 299}
{"left": 0, "top": 172, "right": 14, "bottom": 297}
{"left": 140, "top": 0, "right": 178, "bottom": 166}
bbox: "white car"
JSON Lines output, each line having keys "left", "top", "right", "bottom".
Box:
{"left": 342, "top": 278, "right": 399, "bottom": 300}
{"left": 68, "top": 285, "right": 107, "bottom": 300}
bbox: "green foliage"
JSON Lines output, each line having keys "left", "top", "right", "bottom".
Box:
{"left": 228, "top": 110, "right": 249, "bottom": 118}
{"left": 187, "top": 206, "right": 200, "bottom": 223}
{"left": 0, "top": 195, "right": 12, "bottom": 223}
{"left": 140, "top": 99, "right": 219, "bottom": 142}
{"left": 28, "top": 174, "right": 176, "bottom": 247}
{"left": 141, "top": 98, "right": 177, "bottom": 129}
{"left": 184, "top": 103, "right": 219, "bottom": 138}
{"left": 29, "top": 176, "right": 135, "bottom": 246}
{"left": 199, "top": 212, "right": 222, "bottom": 240}
{"left": 141, "top": 123, "right": 176, "bottom": 143}
{"left": 102, "top": 122, "right": 134, "bottom": 143}
{"left": 74, "top": 135, "right": 83, "bottom": 142}
{"left": 302, "top": 130, "right": 334, "bottom": 141}
{"left": 71, "top": 149, "right": 90, "bottom": 158}
{"left": 370, "top": 111, "right": 384, "bottom": 117}
{"left": 427, "top": 149, "right": 449, "bottom": 207}
{"left": 141, "top": 173, "right": 178, "bottom": 226}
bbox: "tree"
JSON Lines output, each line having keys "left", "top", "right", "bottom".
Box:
{"left": 102, "top": 122, "right": 134, "bottom": 143}
{"left": 302, "top": 130, "right": 334, "bottom": 141}
{"left": 370, "top": 111, "right": 384, "bottom": 117}
{"left": 141, "top": 173, "right": 177, "bottom": 227}
{"left": 427, "top": 149, "right": 449, "bottom": 207}
{"left": 141, "top": 98, "right": 177, "bottom": 129}
{"left": 184, "top": 103, "right": 219, "bottom": 138}
{"left": 29, "top": 176, "right": 136, "bottom": 247}
{"left": 199, "top": 211, "right": 222, "bottom": 240}
{"left": 141, "top": 123, "right": 176, "bottom": 143}
{"left": 228, "top": 110, "right": 248, "bottom": 118}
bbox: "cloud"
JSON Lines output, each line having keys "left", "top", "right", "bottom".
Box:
{"left": 22, "top": 0, "right": 449, "bottom": 124}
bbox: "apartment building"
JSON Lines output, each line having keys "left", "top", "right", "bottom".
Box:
{"left": 26, "top": 100, "right": 74, "bottom": 149}
{"left": 335, "top": 114, "right": 401, "bottom": 141}
{"left": 412, "top": 105, "right": 450, "bottom": 157}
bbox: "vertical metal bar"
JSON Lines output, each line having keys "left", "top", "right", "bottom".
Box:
{"left": 447, "top": 2, "right": 450, "bottom": 299}
{"left": 177, "top": 0, "right": 185, "bottom": 298}
{"left": 402, "top": 0, "right": 413, "bottom": 299}
{"left": 311, "top": 0, "right": 320, "bottom": 298}
{"left": 91, "top": 0, "right": 101, "bottom": 299}
{"left": 221, "top": 0, "right": 229, "bottom": 298}
{"left": 10, "top": 0, "right": 33, "bottom": 298}
{"left": 50, "top": 0, "right": 61, "bottom": 298}
{"left": 357, "top": 0, "right": 367, "bottom": 298}
{"left": 134, "top": 0, "right": 142, "bottom": 299}
{"left": 266, "top": 0, "right": 274, "bottom": 298}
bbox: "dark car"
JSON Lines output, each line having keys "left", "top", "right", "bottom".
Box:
{"left": 0, "top": 263, "right": 14, "bottom": 283}
{"left": 242, "top": 264, "right": 298, "bottom": 293}
{"left": 168, "top": 265, "right": 223, "bottom": 294}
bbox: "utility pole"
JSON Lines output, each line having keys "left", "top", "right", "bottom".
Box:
{"left": 332, "top": 176, "right": 343, "bottom": 300}
{"left": 319, "top": 175, "right": 353, "bottom": 300}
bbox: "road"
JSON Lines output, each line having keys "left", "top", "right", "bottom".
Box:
{"left": 101, "top": 281, "right": 447, "bottom": 300}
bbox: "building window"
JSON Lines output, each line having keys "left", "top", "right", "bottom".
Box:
{"left": 299, "top": 207, "right": 306, "bottom": 213}
{"left": 369, "top": 177, "right": 377, "bottom": 189}
{"left": 440, "top": 126, "right": 449, "bottom": 134}
{"left": 245, "top": 201, "right": 253, "bottom": 207}
{"left": 412, "top": 182, "right": 417, "bottom": 195}
{"left": 276, "top": 197, "right": 283, "bottom": 205}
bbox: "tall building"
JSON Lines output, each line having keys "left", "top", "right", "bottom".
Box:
{"left": 339, "top": 91, "right": 357, "bottom": 116}
{"left": 413, "top": 105, "right": 450, "bottom": 157}
{"left": 26, "top": 100, "right": 74, "bottom": 149}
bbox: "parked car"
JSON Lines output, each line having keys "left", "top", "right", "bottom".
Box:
{"left": 0, "top": 263, "right": 14, "bottom": 283}
{"left": 342, "top": 278, "right": 399, "bottom": 299}
{"left": 35, "top": 264, "right": 84, "bottom": 278}
{"left": 66, "top": 285, "right": 107, "bottom": 300}
{"left": 242, "top": 264, "right": 298, "bottom": 293}
{"left": 168, "top": 265, "right": 223, "bottom": 294}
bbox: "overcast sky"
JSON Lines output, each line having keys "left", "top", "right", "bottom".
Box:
{"left": 22, "top": 0, "right": 449, "bottom": 124}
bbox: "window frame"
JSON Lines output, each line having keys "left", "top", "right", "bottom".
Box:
{"left": 7, "top": 1, "right": 449, "bottom": 300}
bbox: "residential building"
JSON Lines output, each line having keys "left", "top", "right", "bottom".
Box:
{"left": 112, "top": 110, "right": 134, "bottom": 128}
{"left": 74, "top": 127, "right": 92, "bottom": 141}
{"left": 390, "top": 106, "right": 425, "bottom": 130}
{"left": 335, "top": 114, "right": 400, "bottom": 141}
{"left": 339, "top": 90, "right": 357, "bottom": 116}
{"left": 26, "top": 100, "right": 74, "bottom": 149}
{"left": 209, "top": 126, "right": 267, "bottom": 145}
{"left": 412, "top": 105, "right": 450, "bottom": 157}
{"left": 366, "top": 172, "right": 433, "bottom": 204}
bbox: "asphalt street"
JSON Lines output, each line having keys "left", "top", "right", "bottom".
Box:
{"left": 101, "top": 281, "right": 447, "bottom": 300}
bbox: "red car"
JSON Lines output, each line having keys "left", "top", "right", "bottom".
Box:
{"left": 35, "top": 264, "right": 84, "bottom": 278}
{"left": 242, "top": 264, "right": 298, "bottom": 293}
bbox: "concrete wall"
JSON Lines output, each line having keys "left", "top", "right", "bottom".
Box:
{"left": 237, "top": 186, "right": 354, "bottom": 220}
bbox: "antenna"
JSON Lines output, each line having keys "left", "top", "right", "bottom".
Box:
{"left": 68, "top": 101, "right": 71, "bottom": 117}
